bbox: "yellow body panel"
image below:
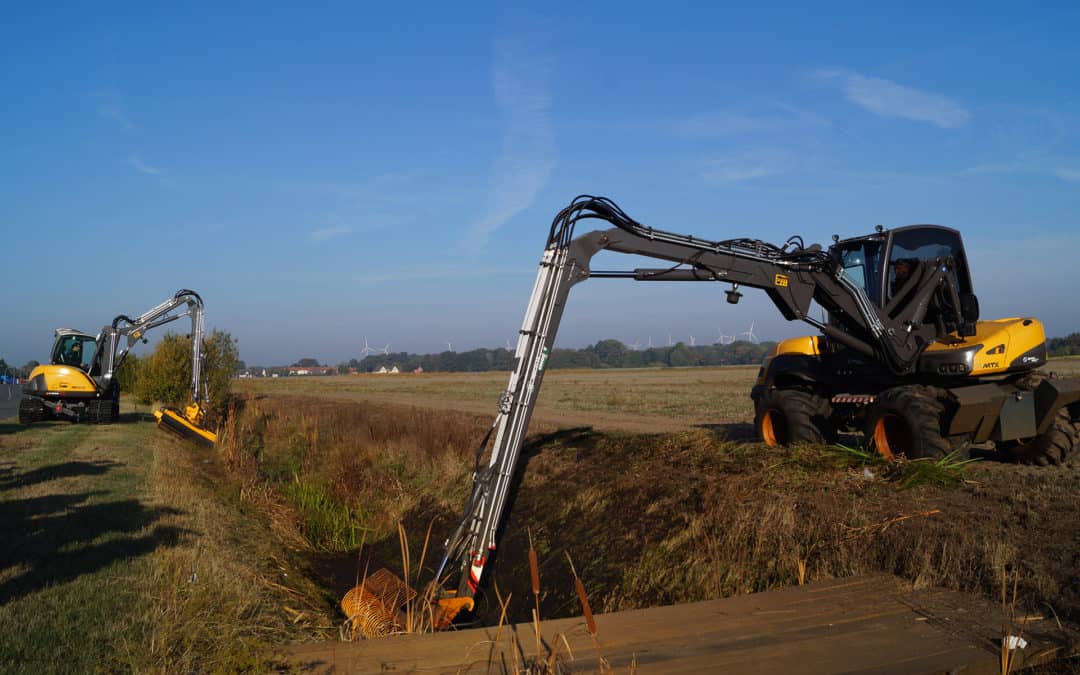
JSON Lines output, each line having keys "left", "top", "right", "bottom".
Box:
{"left": 774, "top": 335, "right": 822, "bottom": 357}
{"left": 28, "top": 364, "right": 98, "bottom": 394}
{"left": 924, "top": 317, "right": 1046, "bottom": 376}
{"left": 756, "top": 336, "right": 822, "bottom": 386}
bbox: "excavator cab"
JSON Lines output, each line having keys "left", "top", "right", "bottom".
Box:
{"left": 52, "top": 331, "right": 98, "bottom": 371}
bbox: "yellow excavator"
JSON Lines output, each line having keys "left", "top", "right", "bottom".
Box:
{"left": 19, "top": 289, "right": 217, "bottom": 446}
{"left": 345, "top": 195, "right": 1080, "bottom": 635}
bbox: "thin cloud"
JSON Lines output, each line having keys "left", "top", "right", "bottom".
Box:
{"left": 311, "top": 225, "right": 352, "bottom": 241}
{"left": 1056, "top": 168, "right": 1080, "bottom": 183}
{"left": 700, "top": 151, "right": 796, "bottom": 185}
{"left": 816, "top": 69, "right": 970, "bottom": 128}
{"left": 464, "top": 36, "right": 558, "bottom": 252}
{"left": 129, "top": 156, "right": 164, "bottom": 175}
{"left": 674, "top": 104, "right": 829, "bottom": 139}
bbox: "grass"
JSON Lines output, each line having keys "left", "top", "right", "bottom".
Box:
{"left": 0, "top": 418, "right": 162, "bottom": 672}
{"left": 235, "top": 365, "right": 762, "bottom": 434}
{"left": 0, "top": 409, "right": 337, "bottom": 672}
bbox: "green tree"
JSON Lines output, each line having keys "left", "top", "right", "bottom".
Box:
{"left": 115, "top": 353, "right": 142, "bottom": 393}
{"left": 135, "top": 330, "right": 239, "bottom": 423}
{"left": 20, "top": 360, "right": 40, "bottom": 378}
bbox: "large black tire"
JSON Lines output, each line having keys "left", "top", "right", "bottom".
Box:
{"left": 18, "top": 397, "right": 43, "bottom": 425}
{"left": 754, "top": 387, "right": 835, "bottom": 446}
{"left": 865, "top": 385, "right": 958, "bottom": 460}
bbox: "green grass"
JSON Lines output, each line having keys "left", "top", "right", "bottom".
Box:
{"left": 0, "top": 417, "right": 162, "bottom": 673}
{"left": 284, "top": 474, "right": 369, "bottom": 551}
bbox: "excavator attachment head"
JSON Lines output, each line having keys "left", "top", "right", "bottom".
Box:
{"left": 339, "top": 567, "right": 475, "bottom": 637}
{"left": 341, "top": 568, "right": 417, "bottom": 638}
{"left": 154, "top": 406, "right": 217, "bottom": 447}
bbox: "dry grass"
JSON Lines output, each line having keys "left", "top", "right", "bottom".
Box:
{"left": 124, "top": 418, "right": 337, "bottom": 671}
{"left": 235, "top": 365, "right": 760, "bottom": 434}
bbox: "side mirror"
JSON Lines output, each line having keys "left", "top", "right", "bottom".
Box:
{"left": 960, "top": 293, "right": 979, "bottom": 322}
{"left": 959, "top": 293, "right": 979, "bottom": 337}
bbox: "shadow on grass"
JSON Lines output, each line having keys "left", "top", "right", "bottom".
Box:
{"left": 694, "top": 421, "right": 757, "bottom": 441}
{"left": 0, "top": 463, "right": 191, "bottom": 605}
{"left": 0, "top": 460, "right": 121, "bottom": 492}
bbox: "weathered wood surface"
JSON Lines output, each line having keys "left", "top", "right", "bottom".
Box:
{"left": 286, "top": 575, "right": 1074, "bottom": 674}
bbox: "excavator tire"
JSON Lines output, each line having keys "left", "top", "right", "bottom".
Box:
{"left": 865, "top": 385, "right": 955, "bottom": 460}
{"left": 754, "top": 387, "right": 834, "bottom": 446}
{"left": 18, "top": 397, "right": 43, "bottom": 425}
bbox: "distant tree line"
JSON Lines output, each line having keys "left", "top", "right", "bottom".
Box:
{"left": 238, "top": 332, "right": 1080, "bottom": 377}
{"left": 341, "top": 339, "right": 778, "bottom": 374}
{"left": 1048, "top": 333, "right": 1080, "bottom": 357}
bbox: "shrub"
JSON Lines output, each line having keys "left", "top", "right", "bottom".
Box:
{"left": 134, "top": 330, "right": 239, "bottom": 423}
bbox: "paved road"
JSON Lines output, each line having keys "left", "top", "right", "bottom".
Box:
{"left": 0, "top": 384, "right": 22, "bottom": 420}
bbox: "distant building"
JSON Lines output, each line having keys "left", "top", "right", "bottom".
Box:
{"left": 287, "top": 365, "right": 336, "bottom": 376}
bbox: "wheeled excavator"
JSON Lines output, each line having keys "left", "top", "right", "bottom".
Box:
{"left": 19, "top": 289, "right": 218, "bottom": 446}
{"left": 347, "top": 195, "right": 1080, "bottom": 632}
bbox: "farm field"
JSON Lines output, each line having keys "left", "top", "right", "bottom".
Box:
{"left": 237, "top": 365, "right": 767, "bottom": 436}
{"left": 236, "top": 358, "right": 1080, "bottom": 434}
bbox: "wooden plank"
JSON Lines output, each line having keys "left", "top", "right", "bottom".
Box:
{"left": 285, "top": 575, "right": 1074, "bottom": 674}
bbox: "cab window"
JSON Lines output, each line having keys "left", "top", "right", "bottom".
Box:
{"left": 838, "top": 240, "right": 883, "bottom": 305}
{"left": 888, "top": 228, "right": 970, "bottom": 301}
{"left": 52, "top": 336, "right": 97, "bottom": 370}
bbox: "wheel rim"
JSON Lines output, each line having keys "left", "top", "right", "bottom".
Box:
{"left": 873, "top": 414, "right": 912, "bottom": 460}
{"left": 761, "top": 409, "right": 784, "bottom": 446}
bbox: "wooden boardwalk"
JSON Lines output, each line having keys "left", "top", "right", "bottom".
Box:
{"left": 286, "top": 575, "right": 1074, "bottom": 674}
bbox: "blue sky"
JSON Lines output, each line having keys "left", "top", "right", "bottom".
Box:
{"left": 2, "top": 2, "right": 1078, "bottom": 366}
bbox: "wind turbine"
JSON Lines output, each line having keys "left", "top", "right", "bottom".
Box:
{"left": 716, "top": 328, "right": 735, "bottom": 345}
{"left": 667, "top": 332, "right": 674, "bottom": 347}
{"left": 689, "top": 335, "right": 696, "bottom": 347}
{"left": 629, "top": 339, "right": 642, "bottom": 350}
{"left": 360, "top": 337, "right": 379, "bottom": 357}
{"left": 741, "top": 321, "right": 758, "bottom": 344}
{"left": 647, "top": 336, "right": 654, "bottom": 349}
{"left": 446, "top": 339, "right": 454, "bottom": 353}
{"left": 381, "top": 343, "right": 391, "bottom": 355}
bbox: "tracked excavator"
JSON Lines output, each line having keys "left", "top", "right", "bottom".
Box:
{"left": 19, "top": 289, "right": 218, "bottom": 446}
{"left": 347, "top": 196, "right": 1080, "bottom": 632}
